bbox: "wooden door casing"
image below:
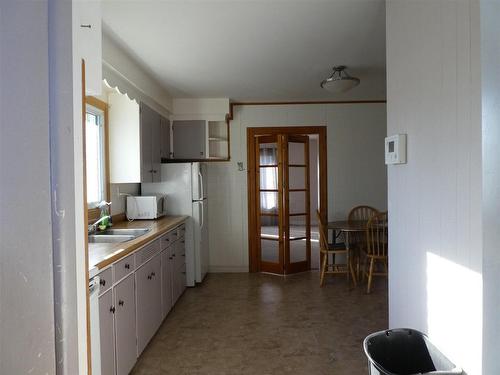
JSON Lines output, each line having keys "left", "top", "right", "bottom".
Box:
{"left": 247, "top": 126, "right": 327, "bottom": 273}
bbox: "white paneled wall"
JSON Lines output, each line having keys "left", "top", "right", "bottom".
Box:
{"left": 481, "top": 1, "right": 500, "bottom": 373}
{"left": 207, "top": 103, "right": 387, "bottom": 272}
{"left": 386, "top": 1, "right": 482, "bottom": 374}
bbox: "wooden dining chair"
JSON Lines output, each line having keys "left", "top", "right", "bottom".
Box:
{"left": 316, "top": 210, "right": 353, "bottom": 287}
{"left": 347, "top": 205, "right": 379, "bottom": 279}
{"left": 362, "top": 211, "right": 388, "bottom": 294}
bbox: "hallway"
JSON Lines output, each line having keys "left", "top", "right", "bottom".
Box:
{"left": 132, "top": 272, "right": 388, "bottom": 375}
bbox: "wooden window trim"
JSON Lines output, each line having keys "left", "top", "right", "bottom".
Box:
{"left": 85, "top": 96, "right": 110, "bottom": 223}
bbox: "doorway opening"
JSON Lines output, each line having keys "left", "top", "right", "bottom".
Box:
{"left": 247, "top": 127, "right": 327, "bottom": 275}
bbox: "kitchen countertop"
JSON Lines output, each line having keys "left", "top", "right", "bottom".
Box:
{"left": 88, "top": 215, "right": 188, "bottom": 276}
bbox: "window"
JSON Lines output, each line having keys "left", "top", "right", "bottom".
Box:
{"left": 85, "top": 97, "right": 109, "bottom": 220}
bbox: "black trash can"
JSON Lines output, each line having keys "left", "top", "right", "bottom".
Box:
{"left": 363, "top": 328, "right": 462, "bottom": 375}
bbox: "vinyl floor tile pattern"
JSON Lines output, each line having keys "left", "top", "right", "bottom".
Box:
{"left": 131, "top": 272, "right": 388, "bottom": 375}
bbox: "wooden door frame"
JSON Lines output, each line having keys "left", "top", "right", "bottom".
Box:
{"left": 247, "top": 126, "right": 327, "bottom": 273}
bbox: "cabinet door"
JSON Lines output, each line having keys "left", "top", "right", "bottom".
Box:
{"left": 172, "top": 120, "right": 207, "bottom": 159}
{"left": 135, "top": 253, "right": 162, "bottom": 355}
{"left": 160, "top": 116, "right": 171, "bottom": 160}
{"left": 151, "top": 114, "right": 162, "bottom": 182}
{"left": 161, "top": 250, "right": 173, "bottom": 318}
{"left": 140, "top": 103, "right": 154, "bottom": 183}
{"left": 98, "top": 289, "right": 115, "bottom": 375}
{"left": 114, "top": 274, "right": 137, "bottom": 375}
{"left": 75, "top": 0, "right": 102, "bottom": 95}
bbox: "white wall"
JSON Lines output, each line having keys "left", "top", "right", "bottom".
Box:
{"left": 386, "top": 1, "right": 482, "bottom": 374}
{"left": 480, "top": 0, "right": 500, "bottom": 373}
{"left": 0, "top": 1, "right": 56, "bottom": 373}
{"left": 207, "top": 103, "right": 387, "bottom": 272}
{"left": 102, "top": 31, "right": 172, "bottom": 117}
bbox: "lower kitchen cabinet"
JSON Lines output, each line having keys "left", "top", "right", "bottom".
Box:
{"left": 114, "top": 274, "right": 137, "bottom": 375}
{"left": 135, "top": 252, "right": 162, "bottom": 355}
{"left": 98, "top": 289, "right": 115, "bottom": 375}
{"left": 161, "top": 249, "right": 173, "bottom": 318}
{"left": 94, "top": 222, "right": 187, "bottom": 375}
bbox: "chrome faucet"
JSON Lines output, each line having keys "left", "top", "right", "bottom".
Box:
{"left": 88, "top": 215, "right": 111, "bottom": 234}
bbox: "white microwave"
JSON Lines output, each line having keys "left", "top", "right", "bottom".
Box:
{"left": 126, "top": 195, "right": 167, "bottom": 220}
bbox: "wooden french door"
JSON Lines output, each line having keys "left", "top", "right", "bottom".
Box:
{"left": 256, "top": 134, "right": 311, "bottom": 274}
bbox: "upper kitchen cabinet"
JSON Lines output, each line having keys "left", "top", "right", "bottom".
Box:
{"left": 171, "top": 120, "right": 207, "bottom": 160}
{"left": 74, "top": 0, "right": 102, "bottom": 95}
{"left": 140, "top": 103, "right": 162, "bottom": 183}
{"left": 170, "top": 98, "right": 230, "bottom": 161}
{"left": 108, "top": 92, "right": 167, "bottom": 183}
{"left": 160, "top": 116, "right": 171, "bottom": 160}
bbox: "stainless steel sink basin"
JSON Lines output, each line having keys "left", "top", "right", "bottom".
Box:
{"left": 94, "top": 228, "right": 151, "bottom": 236}
{"left": 88, "top": 234, "right": 136, "bottom": 243}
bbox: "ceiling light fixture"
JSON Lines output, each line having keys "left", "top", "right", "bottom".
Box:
{"left": 320, "top": 65, "right": 360, "bottom": 93}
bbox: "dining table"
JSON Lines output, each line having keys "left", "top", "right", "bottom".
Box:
{"left": 327, "top": 220, "right": 369, "bottom": 285}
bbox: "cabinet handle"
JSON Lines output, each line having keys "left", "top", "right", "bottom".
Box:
{"left": 169, "top": 257, "right": 173, "bottom": 260}
{"left": 172, "top": 254, "right": 176, "bottom": 257}
{"left": 182, "top": 271, "right": 186, "bottom": 274}
{"left": 182, "top": 254, "right": 185, "bottom": 257}
{"left": 124, "top": 263, "right": 130, "bottom": 269}
{"left": 147, "top": 275, "right": 152, "bottom": 280}
{"left": 80, "top": 24, "right": 92, "bottom": 28}
{"left": 110, "top": 306, "right": 115, "bottom": 314}
{"left": 151, "top": 272, "right": 156, "bottom": 277}
{"left": 100, "top": 279, "right": 106, "bottom": 287}
{"left": 153, "top": 170, "right": 157, "bottom": 174}
{"left": 200, "top": 151, "right": 204, "bottom": 155}
{"left": 181, "top": 240, "right": 185, "bottom": 244}
{"left": 118, "top": 300, "right": 124, "bottom": 306}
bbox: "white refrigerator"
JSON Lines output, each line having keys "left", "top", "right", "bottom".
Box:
{"left": 142, "top": 163, "right": 209, "bottom": 286}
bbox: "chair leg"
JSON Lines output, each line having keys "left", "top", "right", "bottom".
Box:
{"left": 367, "top": 257, "right": 375, "bottom": 294}
{"left": 319, "top": 253, "right": 327, "bottom": 287}
{"left": 349, "top": 252, "right": 357, "bottom": 287}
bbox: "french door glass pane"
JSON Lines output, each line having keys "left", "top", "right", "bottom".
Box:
{"left": 289, "top": 239, "right": 308, "bottom": 263}
{"left": 288, "top": 166, "right": 306, "bottom": 190}
{"left": 289, "top": 191, "right": 306, "bottom": 215}
{"left": 261, "top": 238, "right": 279, "bottom": 263}
{"left": 288, "top": 141, "right": 305, "bottom": 165}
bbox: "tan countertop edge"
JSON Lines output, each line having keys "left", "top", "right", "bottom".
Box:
{"left": 89, "top": 215, "right": 188, "bottom": 271}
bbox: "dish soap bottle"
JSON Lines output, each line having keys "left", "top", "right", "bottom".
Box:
{"left": 98, "top": 201, "right": 112, "bottom": 231}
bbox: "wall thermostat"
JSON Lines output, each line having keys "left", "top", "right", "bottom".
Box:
{"left": 385, "top": 134, "right": 407, "bottom": 165}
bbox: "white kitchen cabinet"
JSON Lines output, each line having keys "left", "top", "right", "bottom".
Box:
{"left": 74, "top": 0, "right": 102, "bottom": 95}
{"left": 114, "top": 274, "right": 136, "bottom": 375}
{"left": 98, "top": 289, "right": 115, "bottom": 375}
{"left": 171, "top": 120, "right": 208, "bottom": 160}
{"left": 160, "top": 116, "right": 171, "bottom": 160}
{"left": 140, "top": 103, "right": 162, "bottom": 183}
{"left": 108, "top": 95, "right": 165, "bottom": 183}
{"left": 161, "top": 249, "right": 173, "bottom": 319}
{"left": 108, "top": 92, "right": 141, "bottom": 183}
{"left": 171, "top": 120, "right": 229, "bottom": 160}
{"left": 135, "top": 253, "right": 162, "bottom": 355}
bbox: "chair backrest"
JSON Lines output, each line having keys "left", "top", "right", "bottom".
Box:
{"left": 348, "top": 205, "right": 379, "bottom": 223}
{"left": 366, "top": 211, "right": 388, "bottom": 257}
{"left": 316, "top": 210, "right": 329, "bottom": 253}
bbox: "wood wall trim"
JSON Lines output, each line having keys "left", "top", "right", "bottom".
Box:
{"left": 247, "top": 126, "right": 327, "bottom": 273}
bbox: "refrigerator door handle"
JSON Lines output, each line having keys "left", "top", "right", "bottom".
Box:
{"left": 200, "top": 201, "right": 204, "bottom": 229}
{"left": 198, "top": 171, "right": 204, "bottom": 200}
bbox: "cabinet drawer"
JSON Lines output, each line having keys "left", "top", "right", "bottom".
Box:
{"left": 160, "top": 232, "right": 173, "bottom": 251}
{"left": 135, "top": 239, "right": 161, "bottom": 268}
{"left": 178, "top": 224, "right": 186, "bottom": 239}
{"left": 113, "top": 254, "right": 135, "bottom": 283}
{"left": 98, "top": 267, "right": 112, "bottom": 295}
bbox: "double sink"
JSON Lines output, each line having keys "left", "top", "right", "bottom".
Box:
{"left": 88, "top": 228, "right": 151, "bottom": 244}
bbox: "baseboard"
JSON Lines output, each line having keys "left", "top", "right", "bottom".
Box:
{"left": 208, "top": 265, "right": 249, "bottom": 273}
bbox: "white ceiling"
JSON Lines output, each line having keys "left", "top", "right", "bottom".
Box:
{"left": 102, "top": 0, "right": 386, "bottom": 102}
